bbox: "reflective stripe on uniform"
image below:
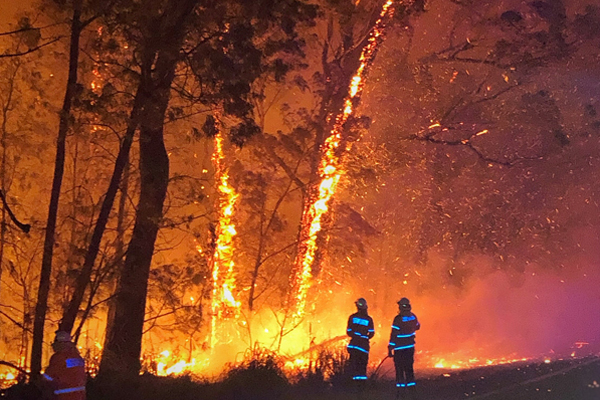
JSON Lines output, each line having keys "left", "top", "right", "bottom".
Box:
{"left": 395, "top": 333, "right": 415, "bottom": 338}
{"left": 393, "top": 344, "right": 414, "bottom": 350}
{"left": 407, "top": 382, "right": 416, "bottom": 386}
{"left": 353, "top": 376, "right": 367, "bottom": 380}
{"left": 42, "top": 373, "right": 53, "bottom": 381}
{"left": 347, "top": 344, "right": 369, "bottom": 353}
{"left": 54, "top": 386, "right": 86, "bottom": 395}
{"left": 65, "top": 358, "right": 85, "bottom": 368}
{"left": 352, "top": 317, "right": 370, "bottom": 326}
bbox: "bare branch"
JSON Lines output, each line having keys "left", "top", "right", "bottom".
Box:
{"left": 0, "top": 36, "right": 62, "bottom": 58}
{"left": 407, "top": 131, "right": 545, "bottom": 167}
{"left": 0, "top": 309, "right": 32, "bottom": 332}
{"left": 0, "top": 360, "right": 29, "bottom": 376}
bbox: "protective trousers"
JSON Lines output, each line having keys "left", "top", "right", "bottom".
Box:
{"left": 348, "top": 347, "right": 368, "bottom": 380}
{"left": 393, "top": 347, "right": 415, "bottom": 387}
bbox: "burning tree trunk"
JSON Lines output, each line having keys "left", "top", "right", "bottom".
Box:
{"left": 30, "top": 0, "right": 83, "bottom": 378}
{"left": 99, "top": 0, "right": 199, "bottom": 376}
{"left": 208, "top": 130, "right": 241, "bottom": 346}
{"left": 287, "top": 0, "right": 399, "bottom": 317}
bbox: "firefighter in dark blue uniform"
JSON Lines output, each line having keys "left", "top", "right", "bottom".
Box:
{"left": 346, "top": 297, "right": 375, "bottom": 381}
{"left": 388, "top": 297, "right": 420, "bottom": 392}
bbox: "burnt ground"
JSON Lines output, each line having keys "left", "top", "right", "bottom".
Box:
{"left": 309, "top": 356, "right": 600, "bottom": 400}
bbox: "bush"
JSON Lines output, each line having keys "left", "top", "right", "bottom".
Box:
{"left": 292, "top": 347, "right": 349, "bottom": 390}
{"left": 217, "top": 347, "right": 289, "bottom": 400}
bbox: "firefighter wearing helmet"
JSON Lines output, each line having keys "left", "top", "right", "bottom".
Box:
{"left": 388, "top": 297, "right": 420, "bottom": 394}
{"left": 42, "top": 331, "right": 86, "bottom": 400}
{"left": 346, "top": 297, "right": 375, "bottom": 381}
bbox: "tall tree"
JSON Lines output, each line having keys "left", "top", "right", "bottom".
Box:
{"left": 30, "top": 0, "right": 84, "bottom": 378}
{"left": 99, "top": 0, "right": 201, "bottom": 376}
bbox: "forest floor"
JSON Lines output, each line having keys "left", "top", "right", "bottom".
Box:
{"left": 2, "top": 355, "right": 599, "bottom": 400}
{"left": 318, "top": 355, "right": 600, "bottom": 400}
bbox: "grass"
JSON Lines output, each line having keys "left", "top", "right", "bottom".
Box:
{"left": 3, "top": 352, "right": 598, "bottom": 400}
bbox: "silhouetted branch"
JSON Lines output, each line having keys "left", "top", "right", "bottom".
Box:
{"left": 0, "top": 190, "right": 31, "bottom": 233}
{"left": 407, "top": 131, "right": 545, "bottom": 167}
{"left": 0, "top": 36, "right": 62, "bottom": 58}
{"left": 0, "top": 309, "right": 32, "bottom": 332}
{"left": 0, "top": 360, "right": 29, "bottom": 376}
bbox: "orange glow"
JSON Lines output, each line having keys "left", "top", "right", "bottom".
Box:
{"left": 288, "top": 0, "right": 398, "bottom": 317}
{"left": 0, "top": 372, "right": 17, "bottom": 389}
{"left": 90, "top": 27, "right": 104, "bottom": 95}
{"left": 154, "top": 350, "right": 200, "bottom": 376}
{"left": 209, "top": 128, "right": 241, "bottom": 346}
{"left": 431, "top": 356, "right": 529, "bottom": 370}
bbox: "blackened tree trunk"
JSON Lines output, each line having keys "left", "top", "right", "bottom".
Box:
{"left": 0, "top": 63, "right": 18, "bottom": 303}
{"left": 30, "top": 0, "right": 82, "bottom": 378}
{"left": 99, "top": 0, "right": 199, "bottom": 376}
{"left": 59, "top": 90, "right": 142, "bottom": 334}
{"left": 102, "top": 159, "right": 130, "bottom": 348}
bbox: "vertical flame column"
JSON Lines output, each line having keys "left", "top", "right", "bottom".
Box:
{"left": 287, "top": 0, "right": 398, "bottom": 317}
{"left": 209, "top": 128, "right": 240, "bottom": 348}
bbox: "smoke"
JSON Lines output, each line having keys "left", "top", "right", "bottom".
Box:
{"left": 361, "top": 244, "right": 600, "bottom": 371}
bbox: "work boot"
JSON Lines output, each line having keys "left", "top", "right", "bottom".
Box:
{"left": 395, "top": 383, "right": 406, "bottom": 400}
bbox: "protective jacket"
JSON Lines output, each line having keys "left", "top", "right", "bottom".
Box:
{"left": 346, "top": 311, "right": 375, "bottom": 353}
{"left": 43, "top": 342, "right": 86, "bottom": 400}
{"left": 389, "top": 311, "right": 420, "bottom": 351}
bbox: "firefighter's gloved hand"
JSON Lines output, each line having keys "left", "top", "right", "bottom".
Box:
{"left": 388, "top": 348, "right": 393, "bottom": 358}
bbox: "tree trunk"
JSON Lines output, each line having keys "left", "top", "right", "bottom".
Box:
{"left": 99, "top": 79, "right": 171, "bottom": 376}
{"left": 30, "top": 0, "right": 82, "bottom": 377}
{"left": 99, "top": 0, "right": 198, "bottom": 376}
{"left": 0, "top": 61, "right": 20, "bottom": 303}
{"left": 59, "top": 90, "right": 142, "bottom": 334}
{"left": 103, "top": 159, "right": 130, "bottom": 348}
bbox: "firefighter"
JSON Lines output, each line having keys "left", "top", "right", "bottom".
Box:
{"left": 42, "top": 331, "right": 86, "bottom": 400}
{"left": 346, "top": 297, "right": 375, "bottom": 381}
{"left": 388, "top": 297, "right": 420, "bottom": 394}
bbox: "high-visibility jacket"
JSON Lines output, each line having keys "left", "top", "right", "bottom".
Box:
{"left": 389, "top": 311, "right": 420, "bottom": 351}
{"left": 43, "top": 343, "right": 86, "bottom": 400}
{"left": 346, "top": 311, "right": 375, "bottom": 353}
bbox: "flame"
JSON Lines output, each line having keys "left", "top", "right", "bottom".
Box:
{"left": 154, "top": 350, "right": 198, "bottom": 376}
{"left": 90, "top": 27, "right": 104, "bottom": 95}
{"left": 209, "top": 128, "right": 241, "bottom": 347}
{"left": 288, "top": 0, "right": 398, "bottom": 317}
{"left": 0, "top": 371, "right": 17, "bottom": 389}
{"left": 430, "top": 356, "right": 530, "bottom": 370}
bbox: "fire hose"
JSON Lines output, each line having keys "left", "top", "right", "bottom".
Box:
{"left": 371, "top": 354, "right": 392, "bottom": 380}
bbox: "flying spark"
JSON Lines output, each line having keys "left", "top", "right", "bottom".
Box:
{"left": 288, "top": 0, "right": 399, "bottom": 317}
